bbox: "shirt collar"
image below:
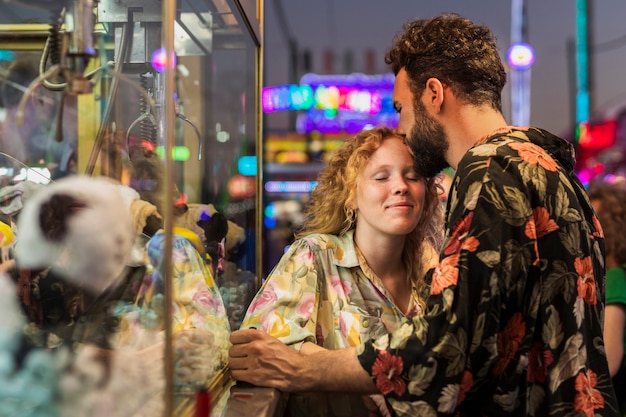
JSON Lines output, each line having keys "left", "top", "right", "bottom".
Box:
{"left": 332, "top": 229, "right": 360, "bottom": 268}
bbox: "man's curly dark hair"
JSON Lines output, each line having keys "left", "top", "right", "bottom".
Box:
{"left": 385, "top": 13, "right": 507, "bottom": 111}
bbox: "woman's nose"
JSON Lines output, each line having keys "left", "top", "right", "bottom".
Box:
{"left": 393, "top": 180, "right": 408, "bottom": 195}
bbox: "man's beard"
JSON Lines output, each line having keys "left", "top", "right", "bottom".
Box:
{"left": 407, "top": 100, "right": 450, "bottom": 178}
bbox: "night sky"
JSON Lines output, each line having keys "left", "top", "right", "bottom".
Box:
{"left": 263, "top": 0, "right": 626, "bottom": 137}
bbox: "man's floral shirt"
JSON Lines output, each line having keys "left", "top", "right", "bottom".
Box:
{"left": 357, "top": 127, "right": 620, "bottom": 416}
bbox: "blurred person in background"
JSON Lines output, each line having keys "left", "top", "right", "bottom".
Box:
{"left": 0, "top": 57, "right": 75, "bottom": 177}
{"left": 588, "top": 180, "right": 626, "bottom": 415}
{"left": 241, "top": 126, "right": 444, "bottom": 416}
{"left": 1, "top": 59, "right": 54, "bottom": 163}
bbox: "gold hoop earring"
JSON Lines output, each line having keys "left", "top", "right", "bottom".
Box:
{"left": 345, "top": 207, "right": 357, "bottom": 229}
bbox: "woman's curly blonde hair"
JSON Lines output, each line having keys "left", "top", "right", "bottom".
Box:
{"left": 296, "top": 126, "right": 444, "bottom": 292}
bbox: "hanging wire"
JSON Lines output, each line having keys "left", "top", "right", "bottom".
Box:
{"left": 39, "top": 7, "right": 67, "bottom": 92}
{"left": 15, "top": 64, "right": 61, "bottom": 127}
{"left": 176, "top": 113, "right": 203, "bottom": 160}
{"left": 15, "top": 62, "right": 156, "bottom": 130}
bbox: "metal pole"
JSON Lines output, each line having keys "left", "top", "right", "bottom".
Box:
{"left": 161, "top": 0, "right": 176, "bottom": 415}
{"left": 575, "top": 0, "right": 591, "bottom": 129}
{"left": 510, "top": 0, "right": 531, "bottom": 126}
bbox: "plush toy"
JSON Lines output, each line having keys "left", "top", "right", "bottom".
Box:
{"left": 205, "top": 204, "right": 246, "bottom": 255}
{"left": 0, "top": 214, "right": 15, "bottom": 275}
{"left": 196, "top": 210, "right": 228, "bottom": 275}
{"left": 172, "top": 203, "right": 225, "bottom": 267}
{"left": 15, "top": 176, "right": 135, "bottom": 296}
{"left": 0, "top": 273, "right": 67, "bottom": 417}
{"left": 0, "top": 214, "right": 14, "bottom": 247}
{"left": 0, "top": 175, "right": 231, "bottom": 417}
{"left": 0, "top": 270, "right": 167, "bottom": 417}
{"left": 0, "top": 180, "right": 44, "bottom": 217}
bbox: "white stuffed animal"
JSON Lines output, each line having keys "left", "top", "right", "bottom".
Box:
{"left": 15, "top": 175, "right": 135, "bottom": 295}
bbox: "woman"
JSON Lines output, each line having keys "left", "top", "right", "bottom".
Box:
{"left": 242, "top": 126, "right": 444, "bottom": 416}
{"left": 588, "top": 179, "right": 626, "bottom": 415}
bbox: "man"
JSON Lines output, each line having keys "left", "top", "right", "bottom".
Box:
{"left": 230, "top": 13, "right": 619, "bottom": 416}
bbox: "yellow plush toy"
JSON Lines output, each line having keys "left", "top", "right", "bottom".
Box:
{"left": 0, "top": 219, "right": 14, "bottom": 247}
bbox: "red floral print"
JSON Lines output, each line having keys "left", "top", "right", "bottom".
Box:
{"left": 524, "top": 217, "right": 540, "bottom": 265}
{"left": 574, "top": 369, "right": 605, "bottom": 417}
{"left": 462, "top": 236, "right": 480, "bottom": 252}
{"left": 525, "top": 217, "right": 537, "bottom": 240}
{"left": 591, "top": 215, "right": 604, "bottom": 238}
{"left": 431, "top": 254, "right": 460, "bottom": 295}
{"left": 492, "top": 313, "right": 526, "bottom": 376}
{"left": 509, "top": 142, "right": 559, "bottom": 171}
{"left": 372, "top": 350, "right": 406, "bottom": 396}
{"left": 576, "top": 256, "right": 596, "bottom": 305}
{"left": 444, "top": 213, "right": 474, "bottom": 255}
{"left": 457, "top": 370, "right": 474, "bottom": 406}
{"left": 528, "top": 342, "right": 554, "bottom": 383}
{"left": 533, "top": 207, "right": 560, "bottom": 238}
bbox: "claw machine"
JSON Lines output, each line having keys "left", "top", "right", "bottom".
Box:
{"left": 0, "top": 0, "right": 263, "bottom": 415}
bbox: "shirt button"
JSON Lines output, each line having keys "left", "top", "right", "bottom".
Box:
{"left": 362, "top": 319, "right": 369, "bottom": 328}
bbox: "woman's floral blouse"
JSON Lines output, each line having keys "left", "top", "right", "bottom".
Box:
{"left": 243, "top": 230, "right": 427, "bottom": 348}
{"left": 357, "top": 127, "right": 620, "bottom": 417}
{"left": 242, "top": 230, "right": 433, "bottom": 416}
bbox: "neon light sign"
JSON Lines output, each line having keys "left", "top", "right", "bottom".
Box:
{"left": 265, "top": 181, "right": 318, "bottom": 193}
{"left": 262, "top": 84, "right": 314, "bottom": 112}
{"left": 262, "top": 73, "right": 398, "bottom": 133}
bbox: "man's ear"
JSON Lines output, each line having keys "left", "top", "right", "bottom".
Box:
{"left": 424, "top": 77, "right": 445, "bottom": 112}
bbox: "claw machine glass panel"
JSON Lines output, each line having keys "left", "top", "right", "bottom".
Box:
{"left": 0, "top": 0, "right": 262, "bottom": 415}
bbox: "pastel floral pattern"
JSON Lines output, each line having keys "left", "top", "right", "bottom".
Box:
{"left": 357, "top": 127, "right": 619, "bottom": 416}
{"left": 117, "top": 228, "right": 231, "bottom": 390}
{"left": 243, "top": 231, "right": 424, "bottom": 350}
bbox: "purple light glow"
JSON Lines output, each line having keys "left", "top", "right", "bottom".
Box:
{"left": 151, "top": 48, "right": 176, "bottom": 73}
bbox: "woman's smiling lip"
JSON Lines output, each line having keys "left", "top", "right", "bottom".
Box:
{"left": 386, "top": 201, "right": 414, "bottom": 209}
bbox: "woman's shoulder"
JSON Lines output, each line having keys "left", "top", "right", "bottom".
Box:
{"left": 290, "top": 232, "right": 357, "bottom": 256}
{"left": 293, "top": 233, "right": 344, "bottom": 249}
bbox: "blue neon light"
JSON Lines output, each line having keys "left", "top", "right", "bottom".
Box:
{"left": 265, "top": 181, "right": 318, "bottom": 193}
{"left": 238, "top": 156, "right": 257, "bottom": 176}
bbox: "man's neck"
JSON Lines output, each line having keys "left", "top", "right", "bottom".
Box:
{"left": 446, "top": 106, "right": 509, "bottom": 170}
